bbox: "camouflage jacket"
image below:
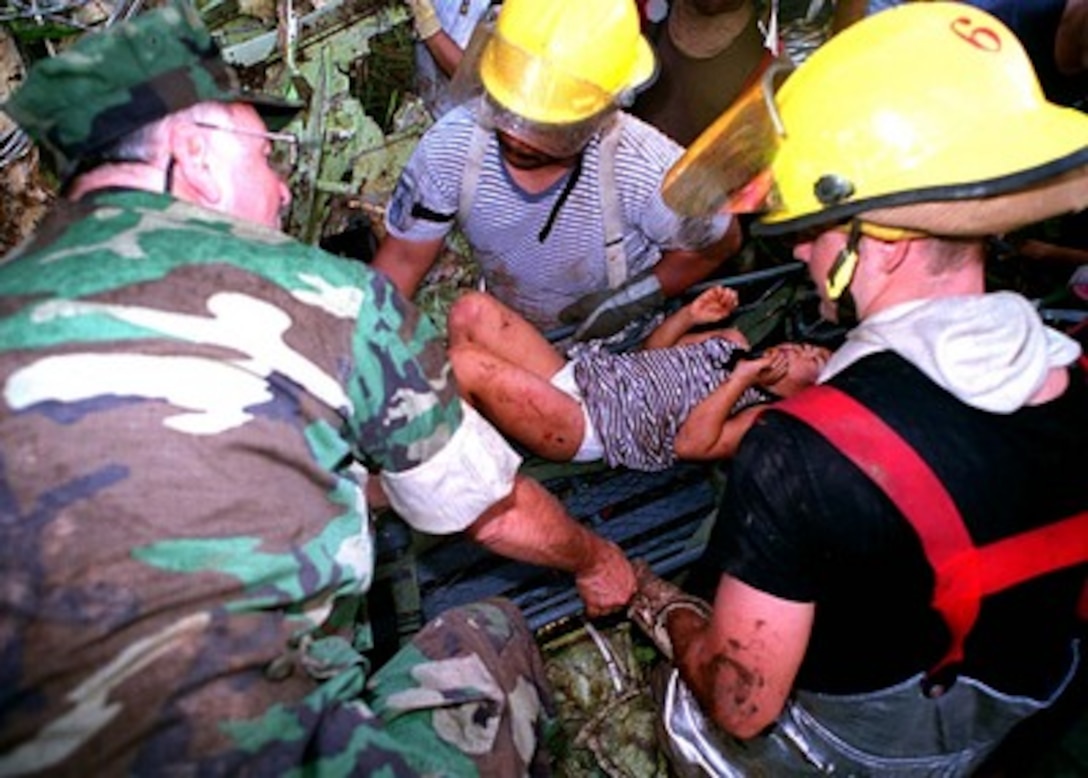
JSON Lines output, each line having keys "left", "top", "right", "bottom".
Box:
{"left": 0, "top": 189, "right": 519, "bottom": 773}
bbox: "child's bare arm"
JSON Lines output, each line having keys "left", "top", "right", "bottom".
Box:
{"left": 673, "top": 351, "right": 786, "bottom": 460}
{"left": 644, "top": 287, "right": 740, "bottom": 350}
{"left": 677, "top": 406, "right": 765, "bottom": 461}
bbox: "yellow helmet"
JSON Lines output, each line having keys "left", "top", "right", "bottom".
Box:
{"left": 758, "top": 1, "right": 1088, "bottom": 237}
{"left": 479, "top": 0, "right": 656, "bottom": 126}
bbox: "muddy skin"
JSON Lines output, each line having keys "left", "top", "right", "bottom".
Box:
{"left": 699, "top": 640, "right": 764, "bottom": 728}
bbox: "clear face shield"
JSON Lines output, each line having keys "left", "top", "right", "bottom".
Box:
{"left": 448, "top": 8, "right": 625, "bottom": 159}
{"left": 447, "top": 6, "right": 501, "bottom": 106}
{"left": 477, "top": 95, "right": 615, "bottom": 160}
{"left": 661, "top": 58, "right": 794, "bottom": 218}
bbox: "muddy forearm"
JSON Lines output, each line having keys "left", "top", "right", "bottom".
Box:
{"left": 668, "top": 607, "right": 768, "bottom": 739}
{"left": 652, "top": 221, "right": 741, "bottom": 297}
{"left": 370, "top": 234, "right": 443, "bottom": 299}
{"left": 466, "top": 475, "right": 635, "bottom": 615}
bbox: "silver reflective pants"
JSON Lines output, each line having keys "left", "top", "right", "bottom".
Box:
{"left": 661, "top": 647, "right": 1079, "bottom": 777}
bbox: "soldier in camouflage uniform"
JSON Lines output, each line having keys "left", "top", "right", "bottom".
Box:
{"left": 0, "top": 2, "right": 636, "bottom": 774}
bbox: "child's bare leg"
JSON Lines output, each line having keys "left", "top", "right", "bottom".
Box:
{"left": 447, "top": 291, "right": 566, "bottom": 379}
{"left": 449, "top": 342, "right": 584, "bottom": 461}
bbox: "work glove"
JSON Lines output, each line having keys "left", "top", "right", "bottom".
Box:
{"left": 405, "top": 0, "right": 441, "bottom": 39}
{"left": 559, "top": 272, "right": 665, "bottom": 342}
{"left": 627, "top": 560, "right": 712, "bottom": 661}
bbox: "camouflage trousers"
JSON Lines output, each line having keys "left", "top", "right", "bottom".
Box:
{"left": 180, "top": 597, "right": 554, "bottom": 777}
{"left": 260, "top": 597, "right": 557, "bottom": 777}
{"left": 359, "top": 597, "right": 556, "bottom": 777}
{"left": 2, "top": 598, "right": 553, "bottom": 776}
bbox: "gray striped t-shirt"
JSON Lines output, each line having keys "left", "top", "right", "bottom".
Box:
{"left": 571, "top": 338, "right": 772, "bottom": 471}
{"left": 384, "top": 102, "right": 732, "bottom": 331}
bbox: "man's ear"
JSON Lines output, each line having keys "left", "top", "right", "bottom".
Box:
{"left": 167, "top": 120, "right": 221, "bottom": 205}
{"left": 874, "top": 234, "right": 911, "bottom": 275}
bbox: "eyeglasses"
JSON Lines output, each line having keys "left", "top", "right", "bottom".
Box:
{"left": 193, "top": 121, "right": 300, "bottom": 178}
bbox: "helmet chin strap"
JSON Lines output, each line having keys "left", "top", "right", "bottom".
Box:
{"left": 164, "top": 155, "right": 177, "bottom": 195}
{"left": 825, "top": 219, "right": 862, "bottom": 325}
{"left": 834, "top": 286, "right": 858, "bottom": 326}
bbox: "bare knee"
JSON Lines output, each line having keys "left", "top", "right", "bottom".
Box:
{"left": 447, "top": 291, "right": 496, "bottom": 346}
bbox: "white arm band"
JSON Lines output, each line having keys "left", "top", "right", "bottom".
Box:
{"left": 380, "top": 402, "right": 523, "bottom": 534}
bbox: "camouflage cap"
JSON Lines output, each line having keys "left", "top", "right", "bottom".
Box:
{"left": 1, "top": 0, "right": 301, "bottom": 172}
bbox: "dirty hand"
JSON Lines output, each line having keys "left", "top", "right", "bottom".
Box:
{"left": 560, "top": 273, "right": 665, "bottom": 342}
{"left": 405, "top": 0, "right": 441, "bottom": 38}
{"left": 689, "top": 286, "right": 740, "bottom": 324}
{"left": 627, "top": 560, "right": 711, "bottom": 660}
{"left": 575, "top": 539, "right": 637, "bottom": 618}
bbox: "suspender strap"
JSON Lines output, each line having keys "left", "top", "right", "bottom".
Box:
{"left": 778, "top": 386, "right": 975, "bottom": 674}
{"left": 597, "top": 116, "right": 628, "bottom": 290}
{"left": 778, "top": 385, "right": 1088, "bottom": 679}
{"left": 977, "top": 510, "right": 1088, "bottom": 597}
{"left": 457, "top": 121, "right": 490, "bottom": 225}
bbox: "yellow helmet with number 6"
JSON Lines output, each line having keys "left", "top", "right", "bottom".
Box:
{"left": 757, "top": 1, "right": 1088, "bottom": 237}
{"left": 479, "top": 0, "right": 656, "bottom": 127}
{"left": 663, "top": 2, "right": 1088, "bottom": 236}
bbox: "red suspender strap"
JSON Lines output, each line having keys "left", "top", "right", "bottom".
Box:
{"left": 777, "top": 385, "right": 1088, "bottom": 678}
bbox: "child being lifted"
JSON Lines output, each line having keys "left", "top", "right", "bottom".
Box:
{"left": 447, "top": 286, "right": 830, "bottom": 472}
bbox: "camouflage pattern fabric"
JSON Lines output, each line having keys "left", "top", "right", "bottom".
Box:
{"left": 366, "top": 598, "right": 556, "bottom": 776}
{"left": 0, "top": 189, "right": 548, "bottom": 774}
